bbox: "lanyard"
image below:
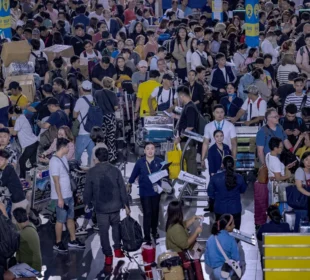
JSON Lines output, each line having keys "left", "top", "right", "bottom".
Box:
{"left": 214, "top": 120, "right": 225, "bottom": 131}
{"left": 217, "top": 148, "right": 224, "bottom": 160}
{"left": 190, "top": 85, "right": 195, "bottom": 97}
{"left": 146, "top": 161, "right": 152, "bottom": 174}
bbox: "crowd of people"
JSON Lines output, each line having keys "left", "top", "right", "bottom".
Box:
{"left": 0, "top": 0, "right": 310, "bottom": 279}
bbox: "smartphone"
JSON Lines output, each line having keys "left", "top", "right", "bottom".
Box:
{"left": 63, "top": 204, "right": 69, "bottom": 211}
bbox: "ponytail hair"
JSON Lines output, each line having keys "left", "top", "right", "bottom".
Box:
{"left": 211, "top": 214, "right": 233, "bottom": 235}
{"left": 223, "top": 156, "right": 237, "bottom": 191}
{"left": 267, "top": 205, "right": 282, "bottom": 224}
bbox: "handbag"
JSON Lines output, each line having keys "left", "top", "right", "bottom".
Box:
{"left": 257, "top": 165, "right": 268, "bottom": 184}
{"left": 286, "top": 185, "right": 310, "bottom": 210}
{"left": 187, "top": 242, "right": 205, "bottom": 260}
{"left": 167, "top": 144, "right": 182, "bottom": 179}
{"left": 53, "top": 156, "right": 77, "bottom": 192}
{"left": 215, "top": 236, "right": 242, "bottom": 280}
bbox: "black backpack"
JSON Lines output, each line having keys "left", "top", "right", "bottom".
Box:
{"left": 120, "top": 216, "right": 143, "bottom": 252}
{"left": 50, "top": 69, "right": 63, "bottom": 83}
{"left": 0, "top": 212, "right": 20, "bottom": 259}
{"left": 31, "top": 51, "right": 49, "bottom": 77}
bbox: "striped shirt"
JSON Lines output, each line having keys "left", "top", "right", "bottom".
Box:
{"left": 283, "top": 92, "right": 310, "bottom": 117}
{"left": 277, "top": 64, "right": 300, "bottom": 86}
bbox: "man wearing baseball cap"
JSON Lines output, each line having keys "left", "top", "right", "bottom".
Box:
{"left": 148, "top": 73, "right": 177, "bottom": 115}
{"left": 132, "top": 60, "right": 149, "bottom": 92}
{"left": 73, "top": 81, "right": 95, "bottom": 165}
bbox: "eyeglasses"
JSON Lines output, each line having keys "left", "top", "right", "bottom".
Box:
{"left": 269, "top": 115, "right": 279, "bottom": 119}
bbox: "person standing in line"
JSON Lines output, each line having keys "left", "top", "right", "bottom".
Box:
{"left": 84, "top": 147, "right": 130, "bottom": 266}
{"left": 94, "top": 77, "right": 118, "bottom": 162}
{"left": 127, "top": 142, "right": 162, "bottom": 243}
{"left": 73, "top": 81, "right": 95, "bottom": 166}
{"left": 49, "top": 138, "right": 85, "bottom": 252}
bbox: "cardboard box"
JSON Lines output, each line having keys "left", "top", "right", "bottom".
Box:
{"left": 4, "top": 74, "right": 35, "bottom": 102}
{"left": 1, "top": 41, "right": 31, "bottom": 67}
{"left": 43, "top": 45, "right": 75, "bottom": 62}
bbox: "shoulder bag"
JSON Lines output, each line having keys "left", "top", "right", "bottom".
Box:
{"left": 215, "top": 236, "right": 242, "bottom": 280}
{"left": 53, "top": 155, "right": 77, "bottom": 192}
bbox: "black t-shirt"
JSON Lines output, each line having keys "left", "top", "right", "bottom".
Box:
{"left": 34, "top": 96, "right": 52, "bottom": 120}
{"left": 178, "top": 101, "right": 198, "bottom": 140}
{"left": 92, "top": 63, "right": 117, "bottom": 90}
{"left": 0, "top": 164, "right": 25, "bottom": 203}
{"left": 94, "top": 89, "right": 118, "bottom": 115}
{"left": 71, "top": 34, "right": 92, "bottom": 55}
{"left": 184, "top": 82, "right": 204, "bottom": 112}
{"left": 277, "top": 84, "right": 295, "bottom": 102}
{"left": 56, "top": 92, "right": 73, "bottom": 112}
{"left": 264, "top": 65, "right": 275, "bottom": 81}
{"left": 280, "top": 116, "right": 307, "bottom": 146}
{"left": 116, "top": 67, "right": 133, "bottom": 79}
{"left": 46, "top": 109, "right": 69, "bottom": 128}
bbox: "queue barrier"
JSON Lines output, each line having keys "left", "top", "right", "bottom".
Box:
{"left": 263, "top": 233, "right": 310, "bottom": 280}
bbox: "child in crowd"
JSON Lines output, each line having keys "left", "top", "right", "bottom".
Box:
{"left": 207, "top": 130, "right": 231, "bottom": 176}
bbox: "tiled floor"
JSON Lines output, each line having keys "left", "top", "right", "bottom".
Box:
{"left": 37, "top": 161, "right": 263, "bottom": 280}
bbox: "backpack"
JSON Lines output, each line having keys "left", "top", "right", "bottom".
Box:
{"left": 50, "top": 69, "right": 63, "bottom": 83}
{"left": 247, "top": 97, "right": 263, "bottom": 110}
{"left": 279, "top": 116, "right": 303, "bottom": 128}
{"left": 163, "top": 38, "right": 175, "bottom": 53}
{"left": 184, "top": 102, "right": 209, "bottom": 135}
{"left": 0, "top": 213, "right": 20, "bottom": 259}
{"left": 31, "top": 51, "right": 49, "bottom": 77}
{"left": 81, "top": 96, "right": 103, "bottom": 133}
{"left": 120, "top": 216, "right": 143, "bottom": 252}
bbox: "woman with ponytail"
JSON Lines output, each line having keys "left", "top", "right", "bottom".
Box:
{"left": 207, "top": 156, "right": 247, "bottom": 230}
{"left": 205, "top": 214, "right": 240, "bottom": 279}
{"left": 256, "top": 205, "right": 291, "bottom": 241}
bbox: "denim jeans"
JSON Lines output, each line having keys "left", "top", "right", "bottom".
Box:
{"left": 97, "top": 212, "right": 121, "bottom": 256}
{"left": 75, "top": 134, "right": 95, "bottom": 166}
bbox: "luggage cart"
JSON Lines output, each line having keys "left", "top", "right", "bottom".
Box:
{"left": 235, "top": 126, "right": 259, "bottom": 183}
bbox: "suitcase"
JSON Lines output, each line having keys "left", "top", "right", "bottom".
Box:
{"left": 182, "top": 259, "right": 204, "bottom": 280}
{"left": 284, "top": 210, "right": 296, "bottom": 231}
{"left": 299, "top": 219, "right": 310, "bottom": 233}
{"left": 254, "top": 181, "right": 269, "bottom": 225}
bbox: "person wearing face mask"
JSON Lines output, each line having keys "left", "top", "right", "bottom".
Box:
{"left": 127, "top": 142, "right": 163, "bottom": 243}
{"left": 202, "top": 105, "right": 237, "bottom": 170}
{"left": 230, "top": 84, "right": 267, "bottom": 126}
{"left": 220, "top": 83, "right": 243, "bottom": 118}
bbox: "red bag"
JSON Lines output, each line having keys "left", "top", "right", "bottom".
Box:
{"left": 182, "top": 259, "right": 204, "bottom": 280}
{"left": 254, "top": 181, "right": 269, "bottom": 225}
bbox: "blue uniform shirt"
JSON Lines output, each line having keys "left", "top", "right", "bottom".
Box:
{"left": 128, "top": 157, "right": 162, "bottom": 197}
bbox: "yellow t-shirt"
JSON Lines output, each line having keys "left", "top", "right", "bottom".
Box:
{"left": 10, "top": 94, "right": 29, "bottom": 108}
{"left": 137, "top": 80, "right": 161, "bottom": 117}
{"left": 296, "top": 146, "right": 310, "bottom": 159}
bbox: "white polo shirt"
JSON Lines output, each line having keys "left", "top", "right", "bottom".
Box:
{"left": 241, "top": 96, "right": 267, "bottom": 121}
{"left": 204, "top": 120, "right": 237, "bottom": 148}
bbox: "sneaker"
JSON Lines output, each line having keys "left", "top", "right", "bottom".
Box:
{"left": 53, "top": 242, "right": 68, "bottom": 253}
{"left": 68, "top": 239, "right": 85, "bottom": 249}
{"left": 92, "top": 224, "right": 99, "bottom": 231}
{"left": 105, "top": 255, "right": 113, "bottom": 266}
{"left": 114, "top": 249, "right": 125, "bottom": 258}
{"left": 75, "top": 227, "right": 88, "bottom": 236}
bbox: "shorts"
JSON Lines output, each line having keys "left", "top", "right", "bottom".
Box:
{"left": 55, "top": 197, "right": 74, "bottom": 224}
{"left": 9, "top": 263, "right": 41, "bottom": 278}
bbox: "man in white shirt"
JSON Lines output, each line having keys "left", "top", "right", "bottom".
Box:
{"left": 88, "top": 4, "right": 104, "bottom": 21}
{"left": 191, "top": 40, "right": 208, "bottom": 70}
{"left": 73, "top": 81, "right": 95, "bottom": 166}
{"left": 233, "top": 43, "right": 248, "bottom": 75}
{"left": 261, "top": 31, "right": 280, "bottom": 65}
{"left": 148, "top": 73, "right": 177, "bottom": 114}
{"left": 165, "top": 0, "right": 185, "bottom": 19}
{"left": 80, "top": 40, "right": 102, "bottom": 61}
{"left": 32, "top": 28, "right": 45, "bottom": 50}
{"left": 230, "top": 85, "right": 267, "bottom": 126}
{"left": 201, "top": 104, "right": 237, "bottom": 169}
{"left": 50, "top": 138, "right": 85, "bottom": 252}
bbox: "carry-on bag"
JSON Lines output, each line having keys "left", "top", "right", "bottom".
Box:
{"left": 254, "top": 181, "right": 269, "bottom": 225}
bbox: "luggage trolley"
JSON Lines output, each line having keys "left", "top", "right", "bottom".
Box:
{"left": 235, "top": 126, "right": 259, "bottom": 179}
{"left": 176, "top": 130, "right": 209, "bottom": 204}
